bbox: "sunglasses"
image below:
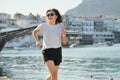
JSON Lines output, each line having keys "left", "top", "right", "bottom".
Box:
{"left": 47, "top": 13, "right": 55, "bottom": 17}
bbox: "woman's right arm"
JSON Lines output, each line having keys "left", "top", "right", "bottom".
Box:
{"left": 33, "top": 28, "right": 40, "bottom": 48}
{"left": 61, "top": 26, "right": 68, "bottom": 45}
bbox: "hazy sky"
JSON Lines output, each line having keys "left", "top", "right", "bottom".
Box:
{"left": 0, "top": 0, "right": 83, "bottom": 16}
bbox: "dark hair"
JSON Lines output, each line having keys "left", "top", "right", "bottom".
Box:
{"left": 46, "top": 8, "right": 63, "bottom": 24}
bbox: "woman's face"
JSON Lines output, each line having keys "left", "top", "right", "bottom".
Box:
{"left": 46, "top": 10, "right": 57, "bottom": 22}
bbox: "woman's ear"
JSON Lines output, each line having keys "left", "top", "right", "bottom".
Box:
{"left": 55, "top": 15, "right": 58, "bottom": 19}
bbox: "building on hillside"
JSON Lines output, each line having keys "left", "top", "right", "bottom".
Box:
{"left": 13, "top": 13, "right": 43, "bottom": 27}
{"left": 0, "top": 13, "right": 17, "bottom": 29}
{"left": 0, "top": 13, "right": 18, "bottom": 32}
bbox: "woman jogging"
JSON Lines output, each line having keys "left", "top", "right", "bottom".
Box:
{"left": 33, "top": 8, "right": 67, "bottom": 80}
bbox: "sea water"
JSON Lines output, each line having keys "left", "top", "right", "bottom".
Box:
{"left": 0, "top": 45, "right": 120, "bottom": 80}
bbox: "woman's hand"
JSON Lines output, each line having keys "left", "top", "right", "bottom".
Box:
{"left": 33, "top": 27, "right": 41, "bottom": 48}
{"left": 36, "top": 41, "right": 40, "bottom": 48}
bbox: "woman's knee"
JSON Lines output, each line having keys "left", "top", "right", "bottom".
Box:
{"left": 46, "top": 75, "right": 51, "bottom": 80}
{"left": 51, "top": 72, "right": 57, "bottom": 78}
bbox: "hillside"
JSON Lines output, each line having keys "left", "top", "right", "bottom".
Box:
{"left": 65, "top": 0, "right": 120, "bottom": 18}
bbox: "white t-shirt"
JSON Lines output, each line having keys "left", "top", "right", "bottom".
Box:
{"left": 36, "top": 23, "right": 64, "bottom": 50}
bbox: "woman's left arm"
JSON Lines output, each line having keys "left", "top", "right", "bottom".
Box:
{"left": 61, "top": 26, "right": 68, "bottom": 45}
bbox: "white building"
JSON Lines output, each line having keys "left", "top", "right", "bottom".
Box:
{"left": 0, "top": 13, "right": 11, "bottom": 28}
{"left": 0, "top": 13, "right": 18, "bottom": 32}
{"left": 81, "top": 20, "right": 94, "bottom": 33}
{"left": 93, "top": 32, "right": 114, "bottom": 43}
{"left": 105, "top": 20, "right": 120, "bottom": 32}
{"left": 13, "top": 13, "right": 42, "bottom": 27}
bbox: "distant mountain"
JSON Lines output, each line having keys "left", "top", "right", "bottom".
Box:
{"left": 65, "top": 0, "right": 120, "bottom": 18}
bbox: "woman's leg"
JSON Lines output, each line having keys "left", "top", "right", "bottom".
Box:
{"left": 45, "top": 60, "right": 59, "bottom": 80}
